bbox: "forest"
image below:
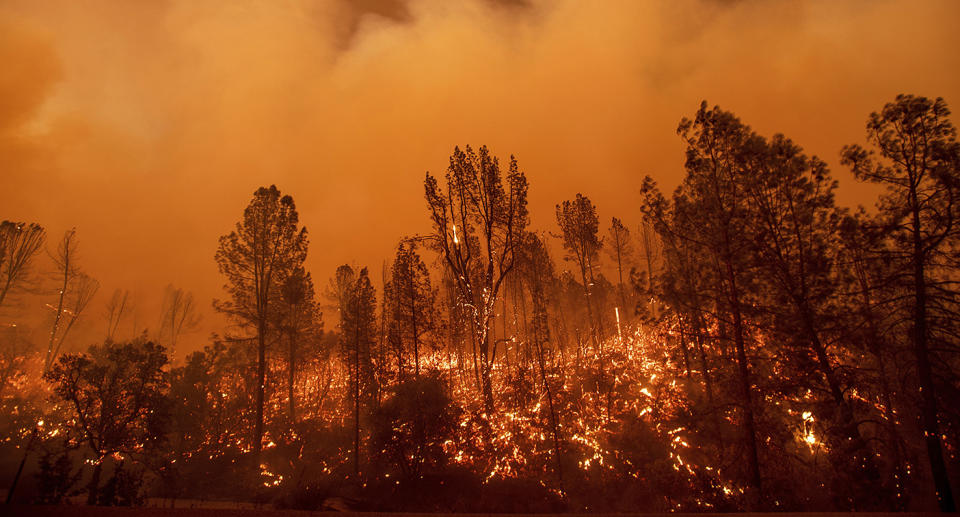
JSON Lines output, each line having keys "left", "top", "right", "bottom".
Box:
{"left": 1, "top": 93, "right": 959, "bottom": 513}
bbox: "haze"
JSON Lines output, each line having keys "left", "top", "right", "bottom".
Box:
{"left": 2, "top": 0, "right": 959, "bottom": 355}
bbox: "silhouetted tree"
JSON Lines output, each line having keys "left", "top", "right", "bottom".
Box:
{"left": 161, "top": 338, "right": 253, "bottom": 502}
{"left": 45, "top": 229, "right": 99, "bottom": 371}
{"left": 638, "top": 197, "right": 720, "bottom": 442}
{"left": 214, "top": 185, "right": 308, "bottom": 458}
{"left": 557, "top": 193, "right": 610, "bottom": 418}
{"left": 556, "top": 194, "right": 604, "bottom": 343}
{"left": 275, "top": 267, "right": 321, "bottom": 422}
{"left": 161, "top": 338, "right": 255, "bottom": 503}
{"left": 516, "top": 232, "right": 564, "bottom": 490}
{"left": 641, "top": 102, "right": 764, "bottom": 506}
{"left": 607, "top": 217, "right": 632, "bottom": 312}
{"left": 372, "top": 373, "right": 458, "bottom": 479}
{"left": 635, "top": 220, "right": 662, "bottom": 320}
{"left": 741, "top": 130, "right": 884, "bottom": 508}
{"left": 385, "top": 241, "right": 437, "bottom": 379}
{"left": 842, "top": 94, "right": 960, "bottom": 512}
{"left": 103, "top": 289, "right": 130, "bottom": 341}
{"left": 424, "top": 145, "right": 529, "bottom": 411}
{"left": 44, "top": 339, "right": 169, "bottom": 505}
{"left": 338, "top": 266, "right": 378, "bottom": 475}
{"left": 35, "top": 449, "right": 80, "bottom": 504}
{"left": 158, "top": 285, "right": 201, "bottom": 357}
{"left": 0, "top": 221, "right": 45, "bottom": 310}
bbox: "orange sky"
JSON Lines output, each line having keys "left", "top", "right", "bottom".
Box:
{"left": 2, "top": 0, "right": 959, "bottom": 355}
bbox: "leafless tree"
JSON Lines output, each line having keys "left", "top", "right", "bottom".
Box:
{"left": 636, "top": 220, "right": 662, "bottom": 319}
{"left": 45, "top": 229, "right": 99, "bottom": 371}
{"left": 158, "top": 285, "right": 201, "bottom": 356}
{"left": 606, "top": 217, "right": 632, "bottom": 312}
{"left": 0, "top": 221, "right": 46, "bottom": 310}
{"left": 104, "top": 289, "right": 130, "bottom": 341}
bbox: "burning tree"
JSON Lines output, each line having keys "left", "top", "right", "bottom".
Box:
{"left": 641, "top": 103, "right": 765, "bottom": 506}
{"left": 274, "top": 267, "right": 322, "bottom": 424}
{"left": 214, "top": 185, "right": 308, "bottom": 459}
{"left": 0, "top": 221, "right": 46, "bottom": 310}
{"left": 6, "top": 95, "right": 960, "bottom": 514}
{"left": 556, "top": 194, "right": 605, "bottom": 346}
{"left": 45, "top": 229, "right": 99, "bottom": 372}
{"left": 336, "top": 265, "right": 378, "bottom": 474}
{"left": 606, "top": 217, "right": 633, "bottom": 312}
{"left": 842, "top": 94, "right": 960, "bottom": 512}
{"left": 424, "top": 145, "right": 529, "bottom": 412}
{"left": 44, "top": 339, "right": 169, "bottom": 505}
{"left": 384, "top": 241, "right": 438, "bottom": 380}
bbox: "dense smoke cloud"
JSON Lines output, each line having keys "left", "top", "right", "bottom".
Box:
{"left": 1, "top": 0, "right": 958, "bottom": 354}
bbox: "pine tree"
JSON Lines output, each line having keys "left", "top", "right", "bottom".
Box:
{"left": 556, "top": 193, "right": 610, "bottom": 418}
{"left": 214, "top": 185, "right": 308, "bottom": 458}
{"left": 339, "top": 266, "right": 378, "bottom": 475}
{"left": 741, "top": 130, "right": 882, "bottom": 508}
{"left": 842, "top": 95, "right": 960, "bottom": 512}
{"left": 275, "top": 267, "right": 321, "bottom": 423}
{"left": 556, "top": 194, "right": 604, "bottom": 345}
{"left": 641, "top": 102, "right": 764, "bottom": 506}
{"left": 607, "top": 217, "right": 633, "bottom": 312}
{"left": 424, "top": 145, "right": 529, "bottom": 412}
{"left": 385, "top": 241, "right": 437, "bottom": 379}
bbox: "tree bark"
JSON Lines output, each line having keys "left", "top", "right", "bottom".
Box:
{"left": 253, "top": 319, "right": 266, "bottom": 458}
{"left": 726, "top": 260, "right": 763, "bottom": 506}
{"left": 288, "top": 330, "right": 296, "bottom": 422}
{"left": 86, "top": 459, "right": 103, "bottom": 506}
{"left": 911, "top": 198, "right": 956, "bottom": 512}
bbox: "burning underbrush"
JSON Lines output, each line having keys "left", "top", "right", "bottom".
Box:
{"left": 1, "top": 321, "right": 910, "bottom": 512}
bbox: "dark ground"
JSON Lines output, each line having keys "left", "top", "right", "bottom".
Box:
{"left": 0, "top": 507, "right": 944, "bottom": 517}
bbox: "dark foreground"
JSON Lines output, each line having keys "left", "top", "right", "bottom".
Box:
{"left": 0, "top": 507, "right": 944, "bottom": 517}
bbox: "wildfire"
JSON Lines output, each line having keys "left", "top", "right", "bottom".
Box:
{"left": 4, "top": 317, "right": 903, "bottom": 512}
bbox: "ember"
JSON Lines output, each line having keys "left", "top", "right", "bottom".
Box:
{"left": 1, "top": 2, "right": 958, "bottom": 513}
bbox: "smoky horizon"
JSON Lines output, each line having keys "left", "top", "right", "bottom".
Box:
{"left": 1, "top": 0, "right": 959, "bottom": 513}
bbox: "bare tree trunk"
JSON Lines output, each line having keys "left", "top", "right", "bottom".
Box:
{"left": 480, "top": 331, "right": 495, "bottom": 413}
{"left": 692, "top": 312, "right": 722, "bottom": 450}
{"left": 535, "top": 338, "right": 563, "bottom": 494}
{"left": 354, "top": 287, "right": 362, "bottom": 475}
{"left": 411, "top": 280, "right": 420, "bottom": 378}
{"left": 677, "top": 317, "right": 691, "bottom": 378}
{"left": 517, "top": 282, "right": 529, "bottom": 408}
{"left": 469, "top": 316, "right": 481, "bottom": 393}
{"left": 288, "top": 330, "right": 296, "bottom": 422}
{"left": 254, "top": 319, "right": 266, "bottom": 458}
{"left": 45, "top": 251, "right": 71, "bottom": 372}
{"left": 642, "top": 223, "right": 656, "bottom": 317}
{"left": 725, "top": 260, "right": 762, "bottom": 507}
{"left": 910, "top": 202, "right": 955, "bottom": 512}
{"left": 577, "top": 263, "right": 601, "bottom": 400}
{"left": 86, "top": 459, "right": 103, "bottom": 506}
{"left": 615, "top": 239, "right": 626, "bottom": 312}
{"left": 4, "top": 427, "right": 38, "bottom": 504}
